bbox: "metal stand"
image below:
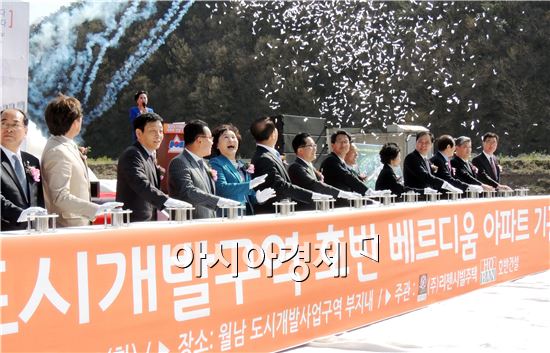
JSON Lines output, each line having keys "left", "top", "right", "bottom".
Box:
{"left": 402, "top": 191, "right": 420, "bottom": 203}
{"left": 166, "top": 206, "right": 195, "bottom": 223}
{"left": 220, "top": 205, "right": 246, "bottom": 220}
{"left": 514, "top": 188, "right": 529, "bottom": 196}
{"left": 273, "top": 200, "right": 297, "bottom": 216}
{"left": 103, "top": 208, "right": 132, "bottom": 228}
{"left": 497, "top": 189, "right": 515, "bottom": 197}
{"left": 447, "top": 191, "right": 462, "bottom": 201}
{"left": 314, "top": 198, "right": 335, "bottom": 211}
{"left": 26, "top": 213, "right": 58, "bottom": 233}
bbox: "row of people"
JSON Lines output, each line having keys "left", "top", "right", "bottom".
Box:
{"left": 0, "top": 94, "right": 511, "bottom": 230}
{"left": 377, "top": 131, "right": 511, "bottom": 197}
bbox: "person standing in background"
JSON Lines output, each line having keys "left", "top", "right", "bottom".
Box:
{"left": 129, "top": 90, "right": 154, "bottom": 141}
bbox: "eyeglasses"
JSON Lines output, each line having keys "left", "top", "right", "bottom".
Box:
{"left": 1, "top": 122, "right": 25, "bottom": 130}
{"left": 301, "top": 144, "right": 317, "bottom": 149}
{"left": 198, "top": 135, "right": 213, "bottom": 141}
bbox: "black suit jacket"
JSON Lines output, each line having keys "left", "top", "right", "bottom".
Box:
{"left": 403, "top": 150, "right": 445, "bottom": 190}
{"left": 471, "top": 153, "right": 500, "bottom": 187}
{"left": 1, "top": 150, "right": 45, "bottom": 231}
{"left": 320, "top": 152, "right": 368, "bottom": 194}
{"left": 251, "top": 146, "right": 313, "bottom": 214}
{"left": 430, "top": 152, "right": 470, "bottom": 191}
{"left": 375, "top": 163, "right": 417, "bottom": 197}
{"left": 288, "top": 158, "right": 341, "bottom": 210}
{"left": 116, "top": 142, "right": 168, "bottom": 222}
{"left": 451, "top": 157, "right": 482, "bottom": 186}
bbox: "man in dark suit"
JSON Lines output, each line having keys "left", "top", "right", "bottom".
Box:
{"left": 116, "top": 113, "right": 191, "bottom": 222}
{"left": 320, "top": 130, "right": 370, "bottom": 195}
{"left": 451, "top": 136, "right": 495, "bottom": 191}
{"left": 430, "top": 135, "right": 475, "bottom": 192}
{"left": 471, "top": 132, "right": 512, "bottom": 190}
{"left": 1, "top": 109, "right": 45, "bottom": 231}
{"left": 403, "top": 131, "right": 460, "bottom": 193}
{"left": 250, "top": 117, "right": 330, "bottom": 214}
{"left": 288, "top": 133, "right": 356, "bottom": 209}
{"left": 169, "top": 120, "right": 240, "bottom": 219}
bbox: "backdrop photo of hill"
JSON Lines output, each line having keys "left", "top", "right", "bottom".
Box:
{"left": 28, "top": 1, "right": 549, "bottom": 159}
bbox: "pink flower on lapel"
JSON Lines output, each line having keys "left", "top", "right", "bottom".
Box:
{"left": 451, "top": 167, "right": 456, "bottom": 176}
{"left": 208, "top": 168, "right": 218, "bottom": 182}
{"left": 245, "top": 163, "right": 255, "bottom": 174}
{"left": 24, "top": 162, "right": 40, "bottom": 182}
{"left": 430, "top": 163, "right": 438, "bottom": 173}
{"left": 471, "top": 164, "right": 478, "bottom": 174}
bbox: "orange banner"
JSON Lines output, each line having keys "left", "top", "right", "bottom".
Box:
{"left": 1, "top": 197, "right": 549, "bottom": 352}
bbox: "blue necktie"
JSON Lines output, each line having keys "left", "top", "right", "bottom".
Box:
{"left": 12, "top": 155, "right": 27, "bottom": 198}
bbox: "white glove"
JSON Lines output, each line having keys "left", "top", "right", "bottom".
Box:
{"left": 95, "top": 202, "right": 124, "bottom": 216}
{"left": 249, "top": 174, "right": 268, "bottom": 189}
{"left": 365, "top": 189, "right": 383, "bottom": 197}
{"left": 467, "top": 185, "right": 483, "bottom": 193}
{"left": 217, "top": 197, "right": 242, "bottom": 208}
{"left": 311, "top": 192, "right": 332, "bottom": 200}
{"left": 442, "top": 181, "right": 463, "bottom": 194}
{"left": 424, "top": 187, "right": 438, "bottom": 194}
{"left": 164, "top": 197, "right": 193, "bottom": 209}
{"left": 255, "top": 187, "right": 276, "bottom": 204}
{"left": 337, "top": 190, "right": 357, "bottom": 200}
{"left": 17, "top": 207, "right": 48, "bottom": 223}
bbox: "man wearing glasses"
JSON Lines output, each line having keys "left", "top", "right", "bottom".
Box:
{"left": 250, "top": 117, "right": 331, "bottom": 214}
{"left": 168, "top": 120, "right": 240, "bottom": 219}
{"left": 1, "top": 109, "right": 45, "bottom": 230}
{"left": 288, "top": 132, "right": 356, "bottom": 209}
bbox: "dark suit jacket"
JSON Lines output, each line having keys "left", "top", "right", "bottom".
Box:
{"left": 451, "top": 157, "right": 482, "bottom": 186}
{"left": 471, "top": 153, "right": 500, "bottom": 187}
{"left": 320, "top": 152, "right": 368, "bottom": 195}
{"left": 288, "top": 158, "right": 341, "bottom": 210}
{"left": 403, "top": 150, "right": 445, "bottom": 190}
{"left": 251, "top": 146, "right": 313, "bottom": 214}
{"left": 116, "top": 143, "right": 168, "bottom": 222}
{"left": 1, "top": 149, "right": 45, "bottom": 231}
{"left": 168, "top": 149, "right": 220, "bottom": 219}
{"left": 430, "top": 152, "right": 470, "bottom": 191}
{"left": 375, "top": 164, "right": 414, "bottom": 197}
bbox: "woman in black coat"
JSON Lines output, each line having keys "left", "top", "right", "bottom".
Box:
{"left": 375, "top": 143, "right": 421, "bottom": 197}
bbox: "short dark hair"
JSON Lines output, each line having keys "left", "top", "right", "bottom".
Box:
{"left": 436, "top": 134, "right": 455, "bottom": 151}
{"left": 250, "top": 116, "right": 276, "bottom": 142}
{"left": 44, "top": 94, "right": 83, "bottom": 136}
{"left": 292, "top": 132, "right": 311, "bottom": 153}
{"left": 330, "top": 130, "right": 352, "bottom": 144}
{"left": 416, "top": 131, "right": 434, "bottom": 142}
{"left": 211, "top": 123, "right": 242, "bottom": 156}
{"left": 455, "top": 136, "right": 471, "bottom": 146}
{"left": 133, "top": 112, "right": 163, "bottom": 132}
{"left": 379, "top": 142, "right": 400, "bottom": 165}
{"left": 482, "top": 132, "right": 499, "bottom": 142}
{"left": 134, "top": 90, "right": 147, "bottom": 102}
{"left": 184, "top": 120, "right": 208, "bottom": 145}
{"left": 0, "top": 108, "right": 28, "bottom": 126}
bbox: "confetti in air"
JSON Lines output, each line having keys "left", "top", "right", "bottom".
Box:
{"left": 237, "top": 1, "right": 501, "bottom": 132}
